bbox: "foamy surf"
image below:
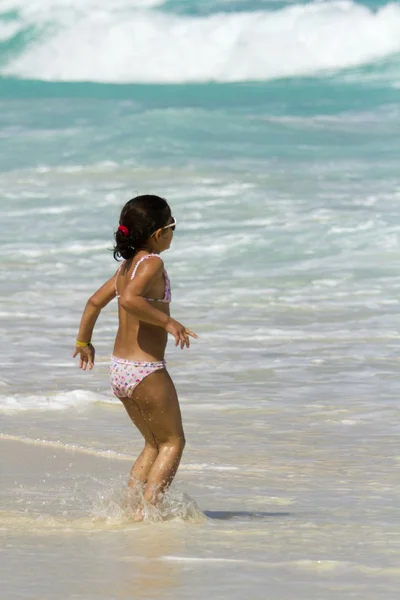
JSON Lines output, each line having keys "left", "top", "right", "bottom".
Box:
{"left": 0, "top": 390, "right": 116, "bottom": 411}
{"left": 2, "top": 1, "right": 400, "bottom": 82}
{"left": 0, "top": 435, "right": 244, "bottom": 471}
{"left": 0, "top": 489, "right": 204, "bottom": 532}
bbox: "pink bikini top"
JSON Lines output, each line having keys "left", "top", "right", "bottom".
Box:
{"left": 115, "top": 253, "right": 171, "bottom": 303}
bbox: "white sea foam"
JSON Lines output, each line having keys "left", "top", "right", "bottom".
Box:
{"left": 163, "top": 556, "right": 248, "bottom": 563}
{"left": 2, "top": 1, "right": 400, "bottom": 82}
{"left": 0, "top": 0, "right": 164, "bottom": 13}
{"left": 0, "top": 389, "right": 115, "bottom": 411}
{"left": 0, "top": 434, "right": 243, "bottom": 473}
{"left": 0, "top": 433, "right": 133, "bottom": 458}
{"left": 0, "top": 20, "right": 21, "bottom": 41}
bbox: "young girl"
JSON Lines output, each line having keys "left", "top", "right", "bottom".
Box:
{"left": 73, "top": 194, "right": 197, "bottom": 520}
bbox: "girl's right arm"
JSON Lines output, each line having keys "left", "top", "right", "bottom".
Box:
{"left": 120, "top": 259, "right": 198, "bottom": 348}
{"left": 73, "top": 271, "right": 118, "bottom": 369}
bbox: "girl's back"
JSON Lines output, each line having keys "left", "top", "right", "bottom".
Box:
{"left": 114, "top": 252, "right": 171, "bottom": 361}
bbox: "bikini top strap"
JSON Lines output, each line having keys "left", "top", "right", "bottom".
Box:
{"left": 130, "top": 254, "right": 162, "bottom": 280}
{"left": 115, "top": 264, "right": 123, "bottom": 298}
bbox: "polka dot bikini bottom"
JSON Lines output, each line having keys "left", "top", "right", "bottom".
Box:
{"left": 110, "top": 355, "right": 166, "bottom": 399}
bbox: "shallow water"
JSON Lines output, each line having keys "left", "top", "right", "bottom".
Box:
{"left": 2, "top": 422, "right": 400, "bottom": 599}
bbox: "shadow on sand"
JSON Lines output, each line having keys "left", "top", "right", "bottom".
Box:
{"left": 204, "top": 510, "right": 291, "bottom": 521}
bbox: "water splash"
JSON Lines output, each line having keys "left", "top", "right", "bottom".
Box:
{"left": 90, "top": 480, "right": 204, "bottom": 524}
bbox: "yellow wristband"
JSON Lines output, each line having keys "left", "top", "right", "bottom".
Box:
{"left": 76, "top": 340, "right": 91, "bottom": 347}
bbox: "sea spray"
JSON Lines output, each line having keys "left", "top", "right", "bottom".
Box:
{"left": 2, "top": 1, "right": 400, "bottom": 82}
{"left": 90, "top": 479, "right": 204, "bottom": 524}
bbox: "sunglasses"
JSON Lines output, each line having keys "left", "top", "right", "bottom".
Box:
{"left": 162, "top": 217, "right": 176, "bottom": 232}
{"left": 151, "top": 217, "right": 176, "bottom": 238}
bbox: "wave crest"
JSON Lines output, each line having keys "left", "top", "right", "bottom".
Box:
{"left": 1, "top": 1, "right": 400, "bottom": 83}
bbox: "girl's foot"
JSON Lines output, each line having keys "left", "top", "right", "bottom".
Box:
{"left": 132, "top": 505, "right": 144, "bottom": 522}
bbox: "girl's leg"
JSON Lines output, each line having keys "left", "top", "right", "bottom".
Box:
{"left": 119, "top": 396, "right": 159, "bottom": 487}
{"left": 132, "top": 369, "right": 185, "bottom": 505}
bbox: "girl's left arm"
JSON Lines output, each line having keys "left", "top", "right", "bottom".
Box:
{"left": 73, "top": 272, "right": 117, "bottom": 370}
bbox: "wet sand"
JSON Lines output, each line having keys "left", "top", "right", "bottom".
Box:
{"left": 2, "top": 404, "right": 400, "bottom": 600}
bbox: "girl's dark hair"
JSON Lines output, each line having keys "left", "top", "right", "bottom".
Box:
{"left": 113, "top": 194, "right": 171, "bottom": 261}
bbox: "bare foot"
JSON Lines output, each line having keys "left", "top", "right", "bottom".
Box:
{"left": 132, "top": 505, "right": 144, "bottom": 522}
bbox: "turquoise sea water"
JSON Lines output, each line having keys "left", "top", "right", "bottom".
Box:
{"left": 1, "top": 1, "right": 400, "bottom": 598}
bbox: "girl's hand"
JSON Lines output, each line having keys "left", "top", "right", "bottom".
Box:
{"left": 165, "top": 318, "right": 198, "bottom": 349}
{"left": 72, "top": 343, "right": 95, "bottom": 370}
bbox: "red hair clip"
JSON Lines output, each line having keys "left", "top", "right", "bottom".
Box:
{"left": 118, "top": 225, "right": 129, "bottom": 236}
